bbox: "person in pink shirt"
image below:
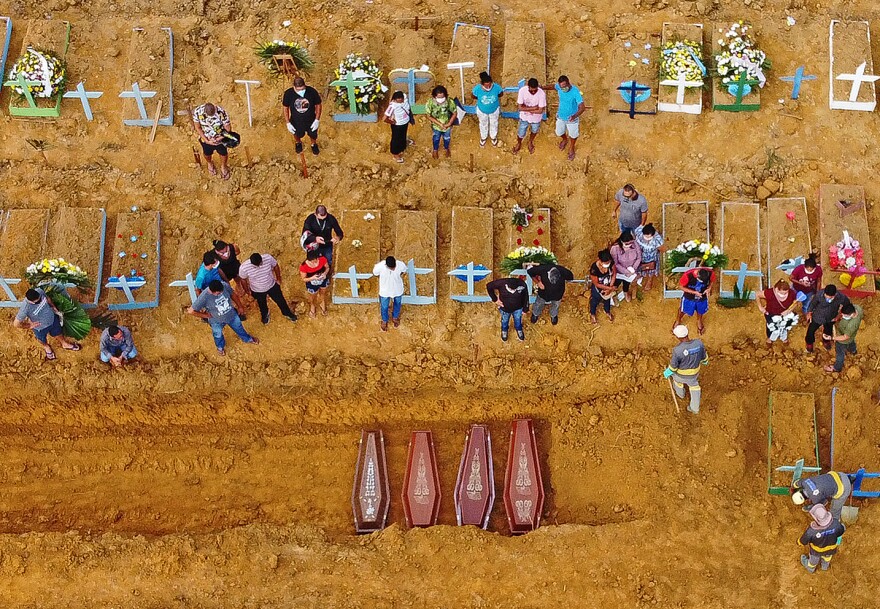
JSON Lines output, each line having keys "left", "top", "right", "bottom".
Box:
{"left": 512, "top": 78, "right": 546, "bottom": 155}
{"left": 790, "top": 253, "right": 823, "bottom": 315}
{"left": 609, "top": 230, "right": 642, "bottom": 303}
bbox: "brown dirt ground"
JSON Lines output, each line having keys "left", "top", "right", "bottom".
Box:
{"left": 0, "top": 0, "right": 880, "bottom": 607}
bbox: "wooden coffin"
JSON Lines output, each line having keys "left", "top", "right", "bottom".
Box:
{"left": 352, "top": 430, "right": 391, "bottom": 534}
{"left": 503, "top": 419, "right": 545, "bottom": 534}
{"left": 454, "top": 424, "right": 495, "bottom": 529}
{"left": 402, "top": 431, "right": 442, "bottom": 527}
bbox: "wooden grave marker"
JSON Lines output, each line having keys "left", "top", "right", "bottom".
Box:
{"left": 711, "top": 23, "right": 763, "bottom": 112}
{"left": 661, "top": 200, "right": 710, "bottom": 298}
{"left": 395, "top": 210, "right": 436, "bottom": 305}
{"left": 454, "top": 424, "right": 495, "bottom": 530}
{"left": 45, "top": 208, "right": 107, "bottom": 308}
{"left": 448, "top": 23, "right": 491, "bottom": 113}
{"left": 120, "top": 27, "right": 174, "bottom": 127}
{"left": 608, "top": 32, "right": 659, "bottom": 118}
{"left": 449, "top": 207, "right": 493, "bottom": 302}
{"left": 503, "top": 419, "right": 544, "bottom": 534}
{"left": 352, "top": 429, "right": 391, "bottom": 534}
{"left": 105, "top": 211, "right": 161, "bottom": 310}
{"left": 767, "top": 391, "right": 820, "bottom": 495}
{"left": 0, "top": 209, "right": 49, "bottom": 306}
{"left": 500, "top": 22, "right": 546, "bottom": 120}
{"left": 402, "top": 431, "right": 442, "bottom": 528}
{"left": 719, "top": 201, "right": 763, "bottom": 298}
{"left": 818, "top": 184, "right": 876, "bottom": 296}
{"left": 829, "top": 20, "right": 879, "bottom": 112}
{"left": 5, "top": 20, "right": 70, "bottom": 118}
{"left": 658, "top": 23, "right": 705, "bottom": 114}
{"left": 765, "top": 197, "right": 811, "bottom": 280}
{"left": 332, "top": 210, "right": 381, "bottom": 304}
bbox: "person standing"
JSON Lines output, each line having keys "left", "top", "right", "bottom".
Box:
{"left": 527, "top": 263, "right": 574, "bottom": 325}
{"left": 99, "top": 325, "right": 138, "bottom": 368}
{"left": 513, "top": 78, "right": 546, "bottom": 155}
{"left": 486, "top": 276, "right": 528, "bottom": 341}
{"left": 588, "top": 249, "right": 617, "bottom": 325}
{"left": 553, "top": 75, "right": 586, "bottom": 161}
{"left": 383, "top": 90, "right": 412, "bottom": 163}
{"left": 791, "top": 471, "right": 854, "bottom": 522}
{"left": 238, "top": 252, "right": 298, "bottom": 324}
{"left": 373, "top": 256, "right": 407, "bottom": 331}
{"left": 213, "top": 240, "right": 242, "bottom": 288}
{"left": 299, "top": 249, "right": 330, "bottom": 318}
{"left": 282, "top": 76, "right": 322, "bottom": 155}
{"left": 613, "top": 184, "right": 649, "bottom": 233}
{"left": 12, "top": 288, "right": 81, "bottom": 360}
{"left": 790, "top": 253, "right": 823, "bottom": 314}
{"left": 824, "top": 302, "right": 863, "bottom": 373}
{"left": 634, "top": 223, "right": 665, "bottom": 292}
{"left": 674, "top": 267, "right": 715, "bottom": 335}
{"left": 797, "top": 504, "right": 846, "bottom": 573}
{"left": 471, "top": 71, "right": 503, "bottom": 147}
{"left": 302, "top": 205, "right": 344, "bottom": 266}
{"left": 805, "top": 285, "right": 850, "bottom": 353}
{"left": 424, "top": 85, "right": 456, "bottom": 159}
{"left": 192, "top": 102, "right": 233, "bottom": 180}
{"left": 195, "top": 251, "right": 222, "bottom": 294}
{"left": 610, "top": 231, "right": 642, "bottom": 303}
{"left": 664, "top": 324, "right": 709, "bottom": 414}
{"left": 187, "top": 279, "right": 258, "bottom": 356}
{"left": 757, "top": 279, "right": 798, "bottom": 345}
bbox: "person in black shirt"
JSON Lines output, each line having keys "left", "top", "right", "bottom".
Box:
{"left": 526, "top": 263, "right": 574, "bottom": 325}
{"left": 302, "top": 205, "right": 344, "bottom": 266}
{"left": 486, "top": 277, "right": 529, "bottom": 342}
{"left": 282, "top": 77, "right": 323, "bottom": 155}
{"left": 588, "top": 249, "right": 617, "bottom": 324}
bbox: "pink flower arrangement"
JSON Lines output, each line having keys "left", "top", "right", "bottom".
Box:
{"left": 828, "top": 231, "right": 864, "bottom": 272}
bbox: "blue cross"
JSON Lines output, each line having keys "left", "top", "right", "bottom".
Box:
{"left": 776, "top": 256, "right": 804, "bottom": 274}
{"left": 119, "top": 82, "right": 157, "bottom": 122}
{"left": 402, "top": 258, "right": 435, "bottom": 305}
{"left": 332, "top": 264, "right": 376, "bottom": 303}
{"left": 610, "top": 81, "right": 655, "bottom": 119}
{"left": 0, "top": 276, "right": 22, "bottom": 307}
{"left": 391, "top": 69, "right": 431, "bottom": 115}
{"left": 64, "top": 81, "right": 103, "bottom": 120}
{"left": 448, "top": 262, "right": 492, "bottom": 303}
{"left": 775, "top": 458, "right": 822, "bottom": 483}
{"left": 168, "top": 272, "right": 198, "bottom": 304}
{"left": 779, "top": 66, "right": 816, "bottom": 100}
{"left": 720, "top": 262, "right": 763, "bottom": 299}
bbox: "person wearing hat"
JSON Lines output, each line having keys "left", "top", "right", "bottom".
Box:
{"left": 192, "top": 102, "right": 234, "bottom": 180}
{"left": 663, "top": 325, "right": 709, "bottom": 414}
{"left": 791, "top": 471, "right": 853, "bottom": 521}
{"left": 797, "top": 504, "right": 845, "bottom": 573}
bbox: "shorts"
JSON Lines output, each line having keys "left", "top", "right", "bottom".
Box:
{"left": 291, "top": 123, "right": 318, "bottom": 139}
{"left": 306, "top": 278, "right": 329, "bottom": 293}
{"left": 33, "top": 315, "right": 63, "bottom": 343}
{"left": 517, "top": 120, "right": 540, "bottom": 138}
{"left": 555, "top": 118, "right": 580, "bottom": 138}
{"left": 200, "top": 140, "right": 228, "bottom": 157}
{"left": 680, "top": 297, "right": 709, "bottom": 317}
{"left": 100, "top": 346, "right": 138, "bottom": 363}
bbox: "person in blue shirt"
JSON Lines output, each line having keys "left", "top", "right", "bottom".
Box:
{"left": 553, "top": 75, "right": 587, "bottom": 161}
{"left": 195, "top": 251, "right": 222, "bottom": 295}
{"left": 471, "top": 71, "right": 503, "bottom": 147}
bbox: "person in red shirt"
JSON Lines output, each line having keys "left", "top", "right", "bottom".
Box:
{"left": 299, "top": 250, "right": 330, "bottom": 317}
{"left": 790, "top": 253, "right": 823, "bottom": 315}
{"left": 674, "top": 267, "right": 715, "bottom": 334}
{"left": 757, "top": 279, "right": 799, "bottom": 344}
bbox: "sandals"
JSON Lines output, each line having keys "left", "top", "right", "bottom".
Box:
{"left": 567, "top": 151, "right": 576, "bottom": 161}
{"left": 217, "top": 348, "right": 226, "bottom": 356}
{"left": 220, "top": 168, "right": 231, "bottom": 180}
{"left": 208, "top": 164, "right": 217, "bottom": 176}
{"left": 528, "top": 142, "right": 535, "bottom": 154}
{"left": 44, "top": 350, "right": 56, "bottom": 361}
{"left": 512, "top": 142, "right": 521, "bottom": 154}
{"left": 697, "top": 323, "right": 705, "bottom": 335}
{"left": 62, "top": 343, "right": 81, "bottom": 351}
{"left": 558, "top": 140, "right": 567, "bottom": 151}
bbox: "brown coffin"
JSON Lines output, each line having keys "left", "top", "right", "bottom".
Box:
{"left": 351, "top": 430, "right": 391, "bottom": 534}
{"left": 454, "top": 424, "right": 495, "bottom": 529}
{"left": 402, "top": 431, "right": 442, "bottom": 527}
{"left": 503, "top": 419, "right": 545, "bottom": 534}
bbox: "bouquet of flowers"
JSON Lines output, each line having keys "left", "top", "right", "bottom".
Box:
{"left": 334, "top": 53, "right": 387, "bottom": 114}
{"left": 660, "top": 40, "right": 705, "bottom": 82}
{"left": 767, "top": 312, "right": 799, "bottom": 342}
{"left": 713, "top": 22, "right": 769, "bottom": 90}
{"left": 254, "top": 40, "right": 314, "bottom": 74}
{"left": 499, "top": 246, "right": 557, "bottom": 275}
{"left": 511, "top": 204, "right": 533, "bottom": 228}
{"left": 828, "top": 231, "right": 864, "bottom": 272}
{"left": 665, "top": 240, "right": 728, "bottom": 274}
{"left": 7, "top": 47, "right": 67, "bottom": 98}
{"left": 25, "top": 258, "right": 90, "bottom": 289}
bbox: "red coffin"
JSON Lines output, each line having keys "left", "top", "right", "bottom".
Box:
{"left": 351, "top": 430, "right": 391, "bottom": 534}
{"left": 454, "top": 424, "right": 495, "bottom": 529}
{"left": 402, "top": 431, "right": 442, "bottom": 527}
{"left": 503, "top": 419, "right": 544, "bottom": 533}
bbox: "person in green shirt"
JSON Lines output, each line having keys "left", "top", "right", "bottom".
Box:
{"left": 824, "top": 302, "right": 863, "bottom": 373}
{"left": 424, "top": 85, "right": 457, "bottom": 159}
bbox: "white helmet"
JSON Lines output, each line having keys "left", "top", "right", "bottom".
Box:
{"left": 791, "top": 489, "right": 806, "bottom": 506}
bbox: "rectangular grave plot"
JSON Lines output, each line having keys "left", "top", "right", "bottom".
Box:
{"left": 107, "top": 211, "right": 161, "bottom": 309}
{"left": 720, "top": 202, "right": 763, "bottom": 295}
{"left": 768, "top": 391, "right": 819, "bottom": 492}
{"left": 448, "top": 24, "right": 490, "bottom": 100}
{"left": 450, "top": 207, "right": 493, "bottom": 301}
{"left": 608, "top": 32, "right": 660, "bottom": 115}
{"left": 818, "top": 184, "right": 875, "bottom": 295}
{"left": 337, "top": 31, "right": 383, "bottom": 61}
{"left": 661, "top": 201, "right": 709, "bottom": 296}
{"left": 765, "top": 198, "right": 811, "bottom": 279}
{"left": 9, "top": 20, "right": 70, "bottom": 116}
{"left": 123, "top": 27, "right": 173, "bottom": 125}
{"left": 45, "top": 208, "right": 106, "bottom": 307}
{"left": 507, "top": 207, "right": 550, "bottom": 252}
{"left": 395, "top": 210, "right": 436, "bottom": 304}
{"left": 658, "top": 23, "right": 705, "bottom": 114}
{"left": 332, "top": 210, "right": 381, "bottom": 303}
{"left": 711, "top": 23, "right": 761, "bottom": 112}
{"left": 830, "top": 20, "right": 877, "bottom": 111}
{"left": 499, "top": 22, "right": 545, "bottom": 116}
{"left": 0, "top": 209, "right": 49, "bottom": 301}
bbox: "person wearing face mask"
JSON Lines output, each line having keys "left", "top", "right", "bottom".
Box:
{"left": 588, "top": 249, "right": 617, "bottom": 324}
{"left": 471, "top": 72, "right": 503, "bottom": 147}
{"left": 805, "top": 284, "right": 850, "bottom": 354}
{"left": 610, "top": 231, "right": 642, "bottom": 303}
{"left": 823, "top": 301, "right": 863, "bottom": 373}
{"left": 757, "top": 279, "right": 799, "bottom": 345}
{"left": 194, "top": 251, "right": 222, "bottom": 295}
{"left": 513, "top": 77, "right": 546, "bottom": 155}
{"left": 553, "top": 75, "right": 586, "bottom": 161}
{"left": 425, "top": 85, "right": 457, "bottom": 159}
{"left": 282, "top": 76, "right": 322, "bottom": 156}
{"left": 302, "top": 205, "right": 344, "bottom": 267}
{"left": 213, "top": 240, "right": 242, "bottom": 288}
{"left": 790, "top": 253, "right": 823, "bottom": 315}
{"left": 633, "top": 223, "right": 665, "bottom": 291}
{"left": 383, "top": 90, "right": 412, "bottom": 163}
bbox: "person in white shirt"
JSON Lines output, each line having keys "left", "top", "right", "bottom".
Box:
{"left": 372, "top": 256, "right": 407, "bottom": 331}
{"left": 383, "top": 90, "right": 411, "bottom": 163}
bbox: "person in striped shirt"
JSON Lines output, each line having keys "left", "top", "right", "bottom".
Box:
{"left": 238, "top": 253, "right": 297, "bottom": 325}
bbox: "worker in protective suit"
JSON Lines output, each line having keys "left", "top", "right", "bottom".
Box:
{"left": 798, "top": 504, "right": 845, "bottom": 573}
{"left": 791, "top": 471, "right": 853, "bottom": 521}
{"left": 663, "top": 324, "right": 708, "bottom": 414}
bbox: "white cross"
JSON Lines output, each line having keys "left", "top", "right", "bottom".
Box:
{"left": 234, "top": 79, "right": 260, "bottom": 127}
{"left": 447, "top": 61, "right": 475, "bottom": 100}
{"left": 660, "top": 70, "right": 703, "bottom": 105}
{"left": 836, "top": 61, "right": 880, "bottom": 102}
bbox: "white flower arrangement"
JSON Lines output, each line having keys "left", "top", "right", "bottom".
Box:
{"left": 767, "top": 312, "right": 799, "bottom": 342}
{"left": 714, "top": 21, "right": 770, "bottom": 87}
{"left": 334, "top": 53, "right": 388, "bottom": 115}
{"left": 7, "top": 47, "right": 67, "bottom": 98}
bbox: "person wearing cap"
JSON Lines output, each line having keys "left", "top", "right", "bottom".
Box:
{"left": 791, "top": 471, "right": 853, "bottom": 521}
{"left": 797, "top": 504, "right": 846, "bottom": 573}
{"left": 823, "top": 301, "right": 863, "bottom": 374}
{"left": 302, "top": 205, "right": 344, "bottom": 267}
{"left": 674, "top": 267, "right": 715, "bottom": 335}
{"left": 372, "top": 256, "right": 407, "bottom": 331}
{"left": 12, "top": 288, "right": 81, "bottom": 360}
{"left": 663, "top": 325, "right": 709, "bottom": 414}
